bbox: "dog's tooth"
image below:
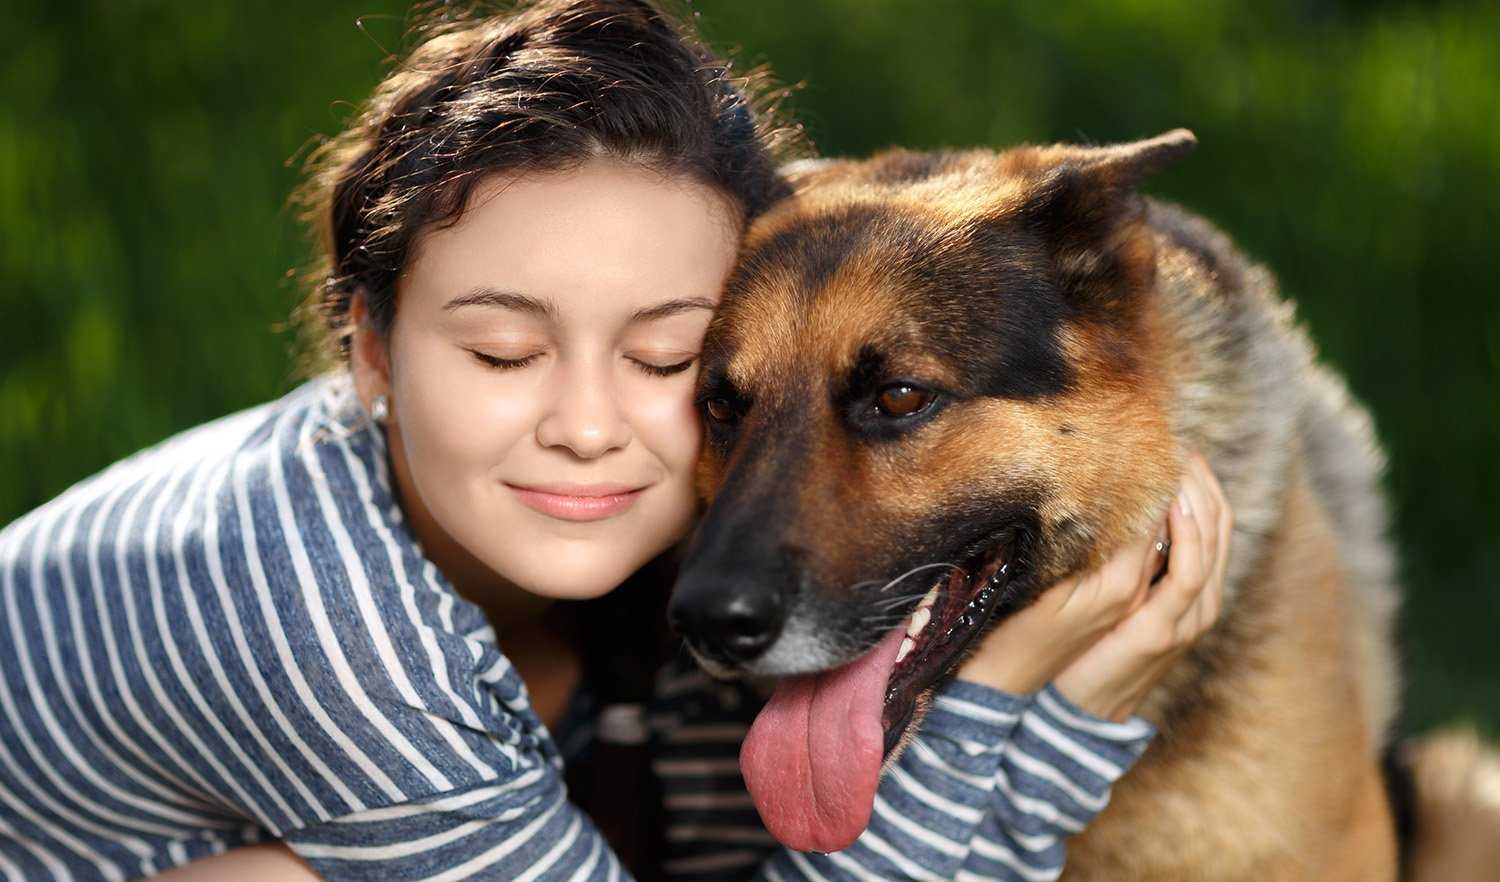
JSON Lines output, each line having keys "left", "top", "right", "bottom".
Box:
{"left": 918, "top": 585, "right": 939, "bottom": 610}
{"left": 896, "top": 637, "right": 915, "bottom": 663}
{"left": 907, "top": 607, "right": 931, "bottom": 638}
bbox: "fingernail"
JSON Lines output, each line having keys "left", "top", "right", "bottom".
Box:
{"left": 1177, "top": 490, "right": 1193, "bottom": 517}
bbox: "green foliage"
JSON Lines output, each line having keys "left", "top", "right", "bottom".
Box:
{"left": 2, "top": 0, "right": 1495, "bottom": 732}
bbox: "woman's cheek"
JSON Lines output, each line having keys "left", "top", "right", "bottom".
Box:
{"left": 396, "top": 348, "right": 532, "bottom": 489}
{"left": 628, "top": 376, "right": 705, "bottom": 477}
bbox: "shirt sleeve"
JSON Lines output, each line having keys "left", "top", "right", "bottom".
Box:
{"left": 748, "top": 680, "right": 1156, "bottom": 882}
{"left": 280, "top": 766, "right": 627, "bottom": 882}
{"left": 650, "top": 669, "right": 1155, "bottom": 882}
{"left": 256, "top": 621, "right": 636, "bottom": 882}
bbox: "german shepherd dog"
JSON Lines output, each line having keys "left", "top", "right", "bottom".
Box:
{"left": 668, "top": 130, "right": 1500, "bottom": 879}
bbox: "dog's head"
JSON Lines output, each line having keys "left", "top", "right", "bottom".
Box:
{"left": 669, "top": 130, "right": 1197, "bottom": 849}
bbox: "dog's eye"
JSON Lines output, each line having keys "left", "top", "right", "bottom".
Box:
{"left": 875, "top": 384, "right": 935, "bottom": 418}
{"left": 704, "top": 396, "right": 738, "bottom": 424}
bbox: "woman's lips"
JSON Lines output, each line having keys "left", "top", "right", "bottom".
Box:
{"left": 506, "top": 482, "right": 647, "bottom": 521}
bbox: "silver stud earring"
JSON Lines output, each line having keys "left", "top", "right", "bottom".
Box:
{"left": 370, "top": 394, "right": 389, "bottom": 425}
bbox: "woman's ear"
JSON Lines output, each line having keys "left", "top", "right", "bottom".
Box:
{"left": 348, "top": 288, "right": 393, "bottom": 421}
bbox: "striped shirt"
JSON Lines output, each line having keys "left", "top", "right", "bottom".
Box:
{"left": 0, "top": 375, "right": 1155, "bottom": 881}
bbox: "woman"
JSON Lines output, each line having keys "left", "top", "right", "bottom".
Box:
{"left": 0, "top": 1, "right": 1231, "bottom": 880}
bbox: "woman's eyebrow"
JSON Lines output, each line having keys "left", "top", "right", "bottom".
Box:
{"left": 631, "top": 297, "right": 716, "bottom": 322}
{"left": 443, "top": 286, "right": 557, "bottom": 318}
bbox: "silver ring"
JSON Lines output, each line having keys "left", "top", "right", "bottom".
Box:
{"left": 1154, "top": 539, "right": 1171, "bottom": 557}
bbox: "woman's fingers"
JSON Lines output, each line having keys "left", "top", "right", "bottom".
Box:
{"left": 1113, "top": 529, "right": 1161, "bottom": 607}
{"left": 1212, "top": 468, "right": 1234, "bottom": 582}
{"left": 1208, "top": 472, "right": 1232, "bottom": 630}
{"left": 1188, "top": 454, "right": 1231, "bottom": 632}
{"left": 1060, "top": 529, "right": 1153, "bottom": 619}
{"left": 1182, "top": 454, "right": 1220, "bottom": 571}
{"left": 1169, "top": 454, "right": 1232, "bottom": 640}
{"left": 1185, "top": 553, "right": 1225, "bottom": 641}
{"left": 1144, "top": 481, "right": 1206, "bottom": 625}
{"left": 1138, "top": 516, "right": 1170, "bottom": 594}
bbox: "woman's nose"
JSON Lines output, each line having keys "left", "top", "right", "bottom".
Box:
{"left": 534, "top": 360, "right": 632, "bottom": 458}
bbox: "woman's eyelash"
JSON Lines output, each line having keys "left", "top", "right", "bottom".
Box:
{"left": 468, "top": 349, "right": 694, "bottom": 376}
{"left": 632, "top": 357, "right": 697, "bottom": 377}
{"left": 468, "top": 349, "right": 539, "bottom": 370}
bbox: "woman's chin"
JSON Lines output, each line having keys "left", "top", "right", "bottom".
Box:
{"left": 464, "top": 499, "right": 693, "bottom": 604}
{"left": 503, "top": 543, "right": 658, "bottom": 602}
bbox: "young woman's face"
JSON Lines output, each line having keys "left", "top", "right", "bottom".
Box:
{"left": 355, "top": 159, "right": 740, "bottom": 603}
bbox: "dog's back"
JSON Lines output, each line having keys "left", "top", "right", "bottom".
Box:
{"left": 1140, "top": 197, "right": 1500, "bottom": 882}
{"left": 1057, "top": 160, "right": 1495, "bottom": 882}
{"left": 1132, "top": 196, "right": 1401, "bottom": 736}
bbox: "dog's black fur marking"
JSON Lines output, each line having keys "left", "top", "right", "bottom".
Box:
{"left": 923, "top": 219, "right": 1079, "bottom": 401}
{"left": 967, "top": 272, "right": 1076, "bottom": 401}
{"left": 1379, "top": 603, "right": 1416, "bottom": 881}
{"left": 1381, "top": 740, "right": 1416, "bottom": 882}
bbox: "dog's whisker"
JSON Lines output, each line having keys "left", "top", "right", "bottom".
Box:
{"left": 874, "top": 587, "right": 930, "bottom": 602}
{"left": 860, "top": 562, "right": 964, "bottom": 595}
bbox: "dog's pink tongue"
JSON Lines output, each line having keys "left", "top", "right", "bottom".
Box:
{"left": 740, "top": 628, "right": 904, "bottom": 853}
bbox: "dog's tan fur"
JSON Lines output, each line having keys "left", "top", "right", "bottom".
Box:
{"left": 1066, "top": 464, "right": 1398, "bottom": 879}
{"left": 690, "top": 131, "right": 1496, "bottom": 878}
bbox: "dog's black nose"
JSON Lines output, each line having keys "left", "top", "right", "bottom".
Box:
{"left": 669, "top": 579, "right": 785, "bottom": 665}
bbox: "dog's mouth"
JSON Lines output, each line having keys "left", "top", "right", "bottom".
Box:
{"left": 739, "top": 530, "right": 1025, "bottom": 854}
{"left": 880, "top": 535, "right": 1020, "bottom": 755}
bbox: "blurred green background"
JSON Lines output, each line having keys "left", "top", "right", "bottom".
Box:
{"left": 2, "top": 0, "right": 1495, "bottom": 734}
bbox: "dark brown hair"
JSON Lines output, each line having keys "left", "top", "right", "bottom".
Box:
{"left": 293, "top": 0, "right": 802, "bottom": 367}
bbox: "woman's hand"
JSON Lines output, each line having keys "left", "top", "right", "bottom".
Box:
{"left": 957, "top": 452, "right": 1232, "bottom": 722}
{"left": 1053, "top": 452, "right": 1231, "bottom": 721}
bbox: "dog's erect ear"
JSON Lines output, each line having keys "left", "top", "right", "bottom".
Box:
{"left": 1021, "top": 129, "right": 1196, "bottom": 229}
{"left": 1066, "top": 128, "right": 1197, "bottom": 191}
{"left": 1015, "top": 129, "right": 1197, "bottom": 311}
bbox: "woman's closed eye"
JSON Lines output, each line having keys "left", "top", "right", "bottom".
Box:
{"left": 627, "top": 354, "right": 698, "bottom": 377}
{"left": 467, "top": 348, "right": 544, "bottom": 370}
{"left": 465, "top": 346, "right": 697, "bottom": 377}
